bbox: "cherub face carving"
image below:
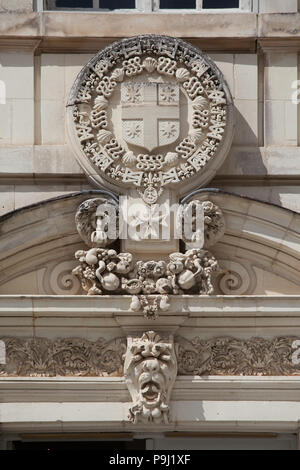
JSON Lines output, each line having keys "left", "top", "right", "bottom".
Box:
{"left": 75, "top": 197, "right": 119, "bottom": 248}
{"left": 124, "top": 331, "right": 177, "bottom": 424}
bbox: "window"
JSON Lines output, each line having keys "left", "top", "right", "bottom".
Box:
{"left": 46, "top": 0, "right": 135, "bottom": 9}
{"left": 203, "top": 0, "right": 239, "bottom": 7}
{"left": 43, "top": 0, "right": 248, "bottom": 11}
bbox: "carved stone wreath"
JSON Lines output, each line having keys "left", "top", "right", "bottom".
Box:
{"left": 67, "top": 35, "right": 234, "bottom": 202}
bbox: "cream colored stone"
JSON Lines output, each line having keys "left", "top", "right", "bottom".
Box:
{"left": 42, "top": 12, "right": 257, "bottom": 39}
{"left": 259, "top": 0, "right": 298, "bottom": 14}
{"left": 13, "top": 183, "right": 83, "bottom": 210}
{"left": 217, "top": 146, "right": 267, "bottom": 176}
{"left": 218, "top": 146, "right": 300, "bottom": 177}
{"left": 33, "top": 145, "right": 83, "bottom": 174}
{"left": 278, "top": 192, "right": 300, "bottom": 213}
{"left": 265, "top": 53, "right": 297, "bottom": 101}
{"left": 259, "top": 13, "right": 300, "bottom": 38}
{"left": 233, "top": 99, "right": 258, "bottom": 145}
{"left": 0, "top": 0, "right": 33, "bottom": 11}
{"left": 0, "top": 146, "right": 33, "bottom": 173}
{"left": 234, "top": 54, "right": 257, "bottom": 100}
{"left": 0, "top": 185, "right": 14, "bottom": 216}
{"left": 265, "top": 147, "right": 300, "bottom": 174}
{"left": 247, "top": 200, "right": 293, "bottom": 227}
{"left": 154, "top": 436, "right": 296, "bottom": 451}
{"left": 253, "top": 267, "right": 300, "bottom": 295}
{"left": 1, "top": 17, "right": 300, "bottom": 440}
{"left": 0, "top": 101, "right": 11, "bottom": 143}
{"left": 0, "top": 271, "right": 39, "bottom": 294}
{"left": 209, "top": 53, "right": 234, "bottom": 97}
{"left": 265, "top": 101, "right": 297, "bottom": 146}
{"left": 12, "top": 99, "right": 34, "bottom": 144}
{"left": 41, "top": 99, "right": 65, "bottom": 144}
{"left": 41, "top": 54, "right": 65, "bottom": 101}
{"left": 65, "top": 53, "right": 94, "bottom": 97}
{"left": 0, "top": 52, "right": 34, "bottom": 100}
{"left": 284, "top": 101, "right": 297, "bottom": 142}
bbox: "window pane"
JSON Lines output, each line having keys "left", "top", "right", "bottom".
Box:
{"left": 56, "top": 0, "right": 93, "bottom": 7}
{"left": 160, "top": 0, "right": 195, "bottom": 9}
{"left": 100, "top": 0, "right": 135, "bottom": 8}
{"left": 203, "top": 0, "right": 239, "bottom": 8}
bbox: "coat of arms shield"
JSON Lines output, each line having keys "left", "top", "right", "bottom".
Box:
{"left": 121, "top": 82, "right": 180, "bottom": 152}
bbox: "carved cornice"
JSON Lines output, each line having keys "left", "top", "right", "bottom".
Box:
{"left": 0, "top": 38, "right": 41, "bottom": 52}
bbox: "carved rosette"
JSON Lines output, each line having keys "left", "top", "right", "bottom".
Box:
{"left": 124, "top": 331, "right": 177, "bottom": 424}
{"left": 67, "top": 35, "right": 234, "bottom": 200}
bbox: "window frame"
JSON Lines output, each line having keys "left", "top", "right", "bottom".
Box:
{"left": 38, "top": 0, "right": 253, "bottom": 12}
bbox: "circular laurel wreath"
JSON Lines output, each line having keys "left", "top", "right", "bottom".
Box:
{"left": 68, "top": 35, "right": 234, "bottom": 204}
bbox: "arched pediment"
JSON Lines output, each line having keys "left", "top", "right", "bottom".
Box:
{"left": 0, "top": 190, "right": 117, "bottom": 295}
{"left": 183, "top": 189, "right": 300, "bottom": 294}
{"left": 0, "top": 189, "right": 299, "bottom": 295}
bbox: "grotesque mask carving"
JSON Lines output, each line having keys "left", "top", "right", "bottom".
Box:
{"left": 124, "top": 331, "right": 177, "bottom": 424}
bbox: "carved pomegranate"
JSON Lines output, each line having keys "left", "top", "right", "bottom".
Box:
{"left": 85, "top": 248, "right": 98, "bottom": 265}
{"left": 100, "top": 272, "right": 120, "bottom": 291}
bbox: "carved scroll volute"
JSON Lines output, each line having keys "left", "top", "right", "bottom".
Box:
{"left": 124, "top": 331, "right": 177, "bottom": 424}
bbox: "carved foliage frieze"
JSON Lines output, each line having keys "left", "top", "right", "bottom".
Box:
{"left": 0, "top": 336, "right": 126, "bottom": 377}
{"left": 1, "top": 335, "right": 300, "bottom": 378}
{"left": 176, "top": 336, "right": 300, "bottom": 376}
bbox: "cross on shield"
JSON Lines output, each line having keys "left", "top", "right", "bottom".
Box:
{"left": 121, "top": 82, "right": 180, "bottom": 152}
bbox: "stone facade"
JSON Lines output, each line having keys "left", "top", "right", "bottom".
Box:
{"left": 1, "top": 0, "right": 300, "bottom": 451}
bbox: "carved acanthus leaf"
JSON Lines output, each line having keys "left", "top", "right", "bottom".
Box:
{"left": 176, "top": 336, "right": 300, "bottom": 376}
{"left": 0, "top": 336, "right": 126, "bottom": 377}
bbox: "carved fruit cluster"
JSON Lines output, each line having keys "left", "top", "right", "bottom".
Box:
{"left": 73, "top": 248, "right": 219, "bottom": 297}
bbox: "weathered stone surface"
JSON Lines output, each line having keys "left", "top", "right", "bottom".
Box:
{"left": 0, "top": 0, "right": 33, "bottom": 12}
{"left": 0, "top": 12, "right": 40, "bottom": 36}
{"left": 43, "top": 12, "right": 257, "bottom": 39}
{"left": 259, "top": 13, "right": 300, "bottom": 37}
{"left": 258, "top": 0, "right": 298, "bottom": 14}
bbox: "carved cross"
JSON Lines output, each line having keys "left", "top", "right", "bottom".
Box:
{"left": 122, "top": 82, "right": 179, "bottom": 151}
